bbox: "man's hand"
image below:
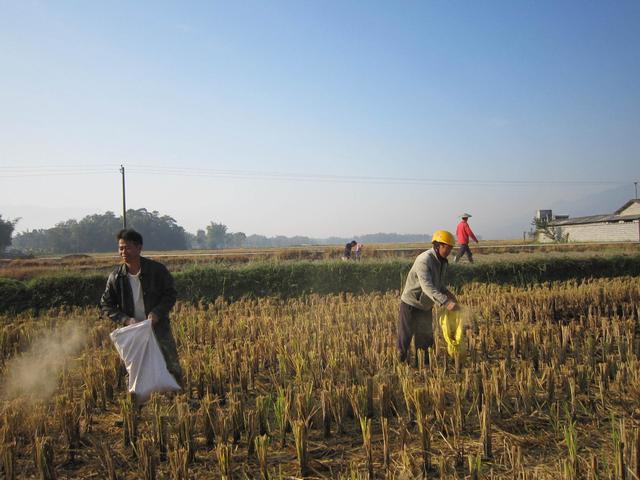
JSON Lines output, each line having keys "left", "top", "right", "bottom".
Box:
{"left": 446, "top": 301, "right": 459, "bottom": 311}
{"left": 147, "top": 312, "right": 159, "bottom": 325}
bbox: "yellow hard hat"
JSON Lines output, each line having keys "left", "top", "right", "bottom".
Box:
{"left": 432, "top": 230, "right": 455, "bottom": 246}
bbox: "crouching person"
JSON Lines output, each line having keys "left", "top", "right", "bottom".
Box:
{"left": 398, "top": 230, "right": 459, "bottom": 364}
{"left": 100, "top": 228, "right": 183, "bottom": 387}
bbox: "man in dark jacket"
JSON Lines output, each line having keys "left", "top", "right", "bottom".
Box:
{"left": 342, "top": 240, "right": 357, "bottom": 260}
{"left": 100, "top": 229, "right": 183, "bottom": 385}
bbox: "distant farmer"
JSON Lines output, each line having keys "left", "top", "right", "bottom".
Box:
{"left": 342, "top": 240, "right": 357, "bottom": 260}
{"left": 100, "top": 229, "right": 183, "bottom": 386}
{"left": 398, "top": 230, "right": 458, "bottom": 364}
{"left": 454, "top": 213, "right": 478, "bottom": 263}
{"left": 354, "top": 243, "right": 363, "bottom": 260}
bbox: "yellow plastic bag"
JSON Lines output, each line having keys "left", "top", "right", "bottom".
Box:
{"left": 439, "top": 309, "right": 466, "bottom": 357}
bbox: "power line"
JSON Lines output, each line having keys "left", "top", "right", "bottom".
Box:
{"left": 0, "top": 164, "right": 634, "bottom": 187}
{"left": 0, "top": 172, "right": 115, "bottom": 178}
{"left": 0, "top": 165, "right": 114, "bottom": 171}
{"left": 0, "top": 165, "right": 115, "bottom": 178}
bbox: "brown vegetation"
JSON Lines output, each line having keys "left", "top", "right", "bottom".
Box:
{"left": 0, "top": 276, "right": 639, "bottom": 478}
{"left": 2, "top": 242, "right": 639, "bottom": 281}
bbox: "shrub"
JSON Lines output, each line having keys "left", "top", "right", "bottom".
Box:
{"left": 1, "top": 255, "right": 639, "bottom": 313}
{"left": 0, "top": 278, "right": 31, "bottom": 313}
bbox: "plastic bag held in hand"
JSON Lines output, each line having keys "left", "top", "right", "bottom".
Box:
{"left": 110, "top": 319, "right": 181, "bottom": 403}
{"left": 439, "top": 309, "right": 466, "bottom": 357}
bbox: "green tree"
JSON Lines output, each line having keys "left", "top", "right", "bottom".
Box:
{"left": 195, "top": 229, "right": 207, "bottom": 249}
{"left": 206, "top": 222, "right": 228, "bottom": 249}
{"left": 532, "top": 216, "right": 568, "bottom": 243}
{"left": 226, "top": 231, "right": 247, "bottom": 248}
{"left": 126, "top": 208, "right": 187, "bottom": 250}
{"left": 0, "top": 215, "right": 18, "bottom": 252}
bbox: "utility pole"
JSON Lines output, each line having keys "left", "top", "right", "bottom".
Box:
{"left": 120, "top": 165, "right": 127, "bottom": 229}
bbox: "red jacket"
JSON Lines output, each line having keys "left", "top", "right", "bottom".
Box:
{"left": 456, "top": 220, "right": 477, "bottom": 245}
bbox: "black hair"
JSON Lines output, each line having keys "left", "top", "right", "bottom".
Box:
{"left": 117, "top": 229, "right": 143, "bottom": 246}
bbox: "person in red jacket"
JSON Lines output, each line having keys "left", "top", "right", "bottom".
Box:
{"left": 454, "top": 214, "right": 478, "bottom": 263}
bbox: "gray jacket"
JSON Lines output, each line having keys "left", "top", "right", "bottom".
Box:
{"left": 400, "top": 248, "right": 452, "bottom": 311}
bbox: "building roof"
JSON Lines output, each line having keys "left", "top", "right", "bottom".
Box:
{"left": 614, "top": 199, "right": 640, "bottom": 214}
{"left": 550, "top": 199, "right": 640, "bottom": 226}
{"left": 551, "top": 213, "right": 640, "bottom": 226}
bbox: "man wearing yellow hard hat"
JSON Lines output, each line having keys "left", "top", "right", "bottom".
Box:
{"left": 397, "top": 230, "right": 459, "bottom": 364}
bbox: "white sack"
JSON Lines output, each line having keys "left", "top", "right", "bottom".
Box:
{"left": 110, "top": 319, "right": 181, "bottom": 403}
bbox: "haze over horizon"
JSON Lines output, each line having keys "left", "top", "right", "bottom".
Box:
{"left": 1, "top": 1, "right": 638, "bottom": 240}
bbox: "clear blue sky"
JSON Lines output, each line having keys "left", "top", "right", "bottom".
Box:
{"left": 1, "top": 1, "right": 638, "bottom": 239}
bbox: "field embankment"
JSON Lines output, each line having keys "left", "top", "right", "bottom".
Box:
{"left": 1, "top": 254, "right": 639, "bottom": 314}
{"left": 2, "top": 241, "right": 638, "bottom": 281}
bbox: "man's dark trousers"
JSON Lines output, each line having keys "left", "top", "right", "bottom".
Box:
{"left": 397, "top": 301, "right": 433, "bottom": 362}
{"left": 454, "top": 244, "right": 473, "bottom": 263}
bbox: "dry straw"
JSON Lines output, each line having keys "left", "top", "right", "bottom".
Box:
{"left": 0, "top": 276, "right": 639, "bottom": 478}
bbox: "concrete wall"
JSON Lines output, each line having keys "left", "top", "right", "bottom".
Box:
{"left": 539, "top": 221, "right": 640, "bottom": 242}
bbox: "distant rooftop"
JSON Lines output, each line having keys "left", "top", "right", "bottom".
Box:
{"left": 550, "top": 199, "right": 640, "bottom": 226}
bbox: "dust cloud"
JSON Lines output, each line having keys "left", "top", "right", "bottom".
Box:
{"left": 1, "top": 323, "right": 88, "bottom": 401}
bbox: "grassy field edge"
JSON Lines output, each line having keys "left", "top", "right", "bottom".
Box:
{"left": 1, "top": 254, "right": 639, "bottom": 313}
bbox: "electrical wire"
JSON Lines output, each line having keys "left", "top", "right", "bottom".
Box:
{"left": 0, "top": 164, "right": 633, "bottom": 186}
{"left": 0, "top": 165, "right": 115, "bottom": 177}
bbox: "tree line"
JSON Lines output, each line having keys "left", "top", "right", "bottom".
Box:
{"left": 2, "top": 209, "right": 432, "bottom": 255}
{"left": 9, "top": 209, "right": 188, "bottom": 254}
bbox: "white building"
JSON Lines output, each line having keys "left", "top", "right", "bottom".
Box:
{"left": 537, "top": 199, "right": 640, "bottom": 243}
